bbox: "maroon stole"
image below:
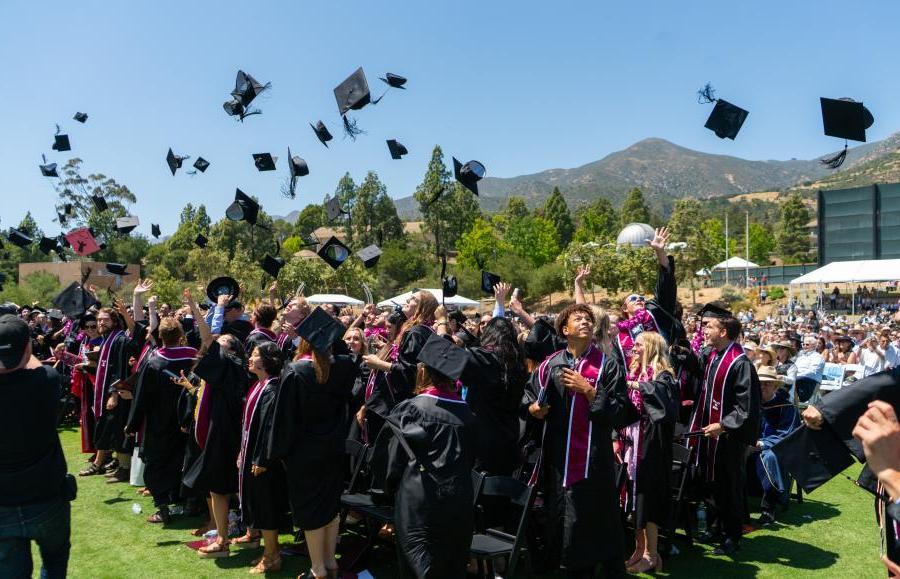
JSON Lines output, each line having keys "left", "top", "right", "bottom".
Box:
{"left": 93, "top": 330, "right": 124, "bottom": 418}
{"left": 277, "top": 332, "right": 291, "bottom": 350}
{"left": 248, "top": 327, "right": 277, "bottom": 342}
{"left": 688, "top": 341, "right": 746, "bottom": 479}
{"left": 418, "top": 386, "right": 464, "bottom": 403}
{"left": 238, "top": 377, "right": 275, "bottom": 505}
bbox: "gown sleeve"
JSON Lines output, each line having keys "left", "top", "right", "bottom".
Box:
{"left": 388, "top": 327, "right": 430, "bottom": 399}
{"left": 638, "top": 370, "right": 679, "bottom": 426}
{"left": 720, "top": 359, "right": 761, "bottom": 443}
{"left": 654, "top": 255, "right": 677, "bottom": 316}
{"left": 125, "top": 362, "right": 152, "bottom": 433}
{"left": 590, "top": 354, "right": 630, "bottom": 429}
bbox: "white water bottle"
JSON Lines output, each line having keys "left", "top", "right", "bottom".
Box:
{"left": 696, "top": 503, "right": 707, "bottom": 535}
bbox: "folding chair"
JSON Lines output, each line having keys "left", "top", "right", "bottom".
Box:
{"left": 667, "top": 442, "right": 694, "bottom": 548}
{"left": 470, "top": 475, "right": 536, "bottom": 578}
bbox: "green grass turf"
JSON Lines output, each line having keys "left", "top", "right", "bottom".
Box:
{"left": 55, "top": 426, "right": 885, "bottom": 578}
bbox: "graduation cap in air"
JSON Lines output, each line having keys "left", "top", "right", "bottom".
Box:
{"left": 356, "top": 244, "right": 382, "bottom": 268}
{"left": 65, "top": 227, "right": 101, "bottom": 256}
{"left": 386, "top": 139, "right": 408, "bottom": 160}
{"left": 454, "top": 158, "right": 485, "bottom": 196}
{"left": 115, "top": 216, "right": 140, "bottom": 234}
{"left": 698, "top": 83, "right": 748, "bottom": 140}
{"left": 481, "top": 271, "right": 501, "bottom": 295}
{"left": 223, "top": 70, "right": 271, "bottom": 121}
{"left": 440, "top": 254, "right": 457, "bottom": 298}
{"left": 38, "top": 236, "right": 60, "bottom": 255}
{"left": 91, "top": 194, "right": 108, "bottom": 212}
{"left": 151, "top": 224, "right": 161, "bottom": 239}
{"left": 73, "top": 112, "right": 88, "bottom": 123}
{"left": 166, "top": 148, "right": 189, "bottom": 176}
{"left": 317, "top": 236, "right": 351, "bottom": 269}
{"left": 819, "top": 97, "right": 875, "bottom": 169}
{"left": 417, "top": 333, "right": 468, "bottom": 382}
{"left": 206, "top": 276, "right": 240, "bottom": 303}
{"left": 106, "top": 263, "right": 129, "bottom": 276}
{"left": 260, "top": 254, "right": 286, "bottom": 278}
{"left": 7, "top": 228, "right": 32, "bottom": 248}
{"left": 194, "top": 233, "right": 208, "bottom": 248}
{"left": 334, "top": 67, "right": 371, "bottom": 139}
{"left": 39, "top": 157, "right": 58, "bottom": 177}
{"left": 225, "top": 189, "right": 260, "bottom": 225}
{"left": 253, "top": 153, "right": 277, "bottom": 171}
{"left": 57, "top": 212, "right": 67, "bottom": 226}
{"left": 772, "top": 425, "right": 855, "bottom": 493}
{"left": 380, "top": 73, "right": 407, "bottom": 90}
{"left": 285, "top": 148, "right": 309, "bottom": 199}
{"left": 193, "top": 157, "right": 210, "bottom": 173}
{"left": 310, "top": 121, "right": 333, "bottom": 148}
{"left": 324, "top": 197, "right": 347, "bottom": 221}
{"left": 296, "top": 306, "right": 346, "bottom": 352}
{"left": 52, "top": 282, "right": 100, "bottom": 319}
{"left": 52, "top": 126, "right": 71, "bottom": 152}
{"left": 698, "top": 301, "right": 733, "bottom": 320}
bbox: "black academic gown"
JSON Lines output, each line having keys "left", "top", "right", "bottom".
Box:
{"left": 461, "top": 347, "right": 527, "bottom": 476}
{"left": 183, "top": 341, "right": 247, "bottom": 495}
{"left": 646, "top": 256, "right": 685, "bottom": 345}
{"left": 243, "top": 328, "right": 276, "bottom": 358}
{"left": 669, "top": 344, "right": 702, "bottom": 426}
{"left": 268, "top": 355, "right": 356, "bottom": 530}
{"left": 385, "top": 392, "right": 476, "bottom": 579}
{"left": 93, "top": 330, "right": 139, "bottom": 453}
{"left": 126, "top": 347, "right": 196, "bottom": 507}
{"left": 222, "top": 318, "right": 253, "bottom": 345}
{"left": 522, "top": 348, "right": 630, "bottom": 572}
{"left": 624, "top": 370, "right": 679, "bottom": 528}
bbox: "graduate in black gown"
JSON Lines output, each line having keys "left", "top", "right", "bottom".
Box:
{"left": 620, "top": 331, "right": 679, "bottom": 574}
{"left": 125, "top": 317, "right": 197, "bottom": 523}
{"left": 522, "top": 304, "right": 630, "bottom": 578}
{"left": 385, "top": 333, "right": 476, "bottom": 579}
{"left": 243, "top": 303, "right": 278, "bottom": 354}
{"left": 268, "top": 308, "right": 356, "bottom": 579}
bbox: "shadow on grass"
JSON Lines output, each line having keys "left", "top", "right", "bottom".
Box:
{"left": 779, "top": 497, "right": 842, "bottom": 525}
{"left": 742, "top": 535, "right": 839, "bottom": 570}
{"left": 103, "top": 497, "right": 129, "bottom": 505}
{"left": 155, "top": 540, "right": 183, "bottom": 547}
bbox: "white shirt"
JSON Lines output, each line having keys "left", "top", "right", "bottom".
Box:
{"left": 794, "top": 349, "right": 825, "bottom": 382}
{"left": 860, "top": 347, "right": 887, "bottom": 377}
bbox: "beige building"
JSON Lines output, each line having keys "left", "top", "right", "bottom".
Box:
{"left": 18, "top": 261, "right": 141, "bottom": 290}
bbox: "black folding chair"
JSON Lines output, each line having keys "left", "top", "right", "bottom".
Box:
{"left": 667, "top": 442, "right": 694, "bottom": 548}
{"left": 470, "top": 475, "right": 536, "bottom": 578}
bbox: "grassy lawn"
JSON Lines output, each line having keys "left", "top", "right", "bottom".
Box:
{"left": 56, "top": 426, "right": 885, "bottom": 578}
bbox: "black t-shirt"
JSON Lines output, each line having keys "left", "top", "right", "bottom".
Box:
{"left": 0, "top": 365, "right": 68, "bottom": 505}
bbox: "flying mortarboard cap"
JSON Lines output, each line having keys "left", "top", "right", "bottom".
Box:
{"left": 193, "top": 157, "right": 210, "bottom": 173}
{"left": 91, "top": 194, "right": 108, "bottom": 212}
{"left": 698, "top": 302, "right": 733, "bottom": 319}
{"left": 40, "top": 161, "right": 58, "bottom": 177}
{"left": 64, "top": 203, "right": 74, "bottom": 216}
{"left": 310, "top": 121, "right": 333, "bottom": 147}
{"left": 38, "top": 236, "right": 59, "bottom": 254}
{"left": 224, "top": 70, "right": 270, "bottom": 121}
{"left": 288, "top": 148, "right": 309, "bottom": 178}
{"left": 106, "top": 263, "right": 129, "bottom": 276}
{"left": 296, "top": 306, "right": 346, "bottom": 352}
{"left": 52, "top": 133, "right": 71, "bottom": 152}
{"left": 225, "top": 189, "right": 260, "bottom": 225}
{"left": 166, "top": 148, "right": 188, "bottom": 176}
{"left": 324, "top": 197, "right": 346, "bottom": 221}
{"left": 379, "top": 73, "right": 407, "bottom": 89}
{"left": 260, "top": 254, "right": 286, "bottom": 278}
{"left": 52, "top": 282, "right": 100, "bottom": 318}
{"left": 481, "top": 270, "right": 501, "bottom": 295}
{"left": 417, "top": 333, "right": 468, "bottom": 382}
{"left": 7, "top": 228, "right": 33, "bottom": 248}
{"left": 772, "top": 425, "right": 855, "bottom": 493}
{"left": 151, "top": 224, "right": 161, "bottom": 239}
{"left": 115, "top": 216, "right": 140, "bottom": 234}
{"left": 194, "top": 233, "right": 208, "bottom": 248}
{"left": 253, "top": 153, "right": 277, "bottom": 171}
{"left": 65, "top": 227, "right": 100, "bottom": 256}
{"left": 386, "top": 139, "right": 408, "bottom": 160}
{"left": 73, "top": 112, "right": 88, "bottom": 123}
{"left": 442, "top": 275, "right": 458, "bottom": 298}
{"left": 454, "top": 157, "right": 485, "bottom": 196}
{"left": 206, "top": 276, "right": 240, "bottom": 303}
{"left": 57, "top": 212, "right": 67, "bottom": 225}
{"left": 334, "top": 67, "right": 371, "bottom": 116}
{"left": 819, "top": 97, "right": 875, "bottom": 169}
{"left": 703, "top": 99, "right": 748, "bottom": 140}
{"left": 356, "top": 244, "right": 382, "bottom": 268}
{"left": 317, "top": 236, "right": 350, "bottom": 270}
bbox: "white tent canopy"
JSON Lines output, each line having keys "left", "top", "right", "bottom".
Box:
{"left": 711, "top": 256, "right": 759, "bottom": 270}
{"left": 377, "top": 289, "right": 480, "bottom": 309}
{"left": 789, "top": 259, "right": 900, "bottom": 286}
{"left": 305, "top": 293, "right": 364, "bottom": 306}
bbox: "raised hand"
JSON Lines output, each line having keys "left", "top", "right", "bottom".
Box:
{"left": 575, "top": 265, "right": 591, "bottom": 285}
{"left": 217, "top": 293, "right": 233, "bottom": 308}
{"left": 650, "top": 227, "right": 670, "bottom": 251}
{"left": 494, "top": 282, "right": 512, "bottom": 303}
{"left": 133, "top": 279, "right": 153, "bottom": 295}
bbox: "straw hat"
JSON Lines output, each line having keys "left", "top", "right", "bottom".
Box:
{"left": 758, "top": 345, "right": 778, "bottom": 361}
{"left": 743, "top": 341, "right": 759, "bottom": 351}
{"left": 756, "top": 366, "right": 784, "bottom": 385}
{"left": 773, "top": 340, "right": 795, "bottom": 351}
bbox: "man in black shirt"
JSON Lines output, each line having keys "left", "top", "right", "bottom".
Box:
{"left": 0, "top": 314, "right": 72, "bottom": 578}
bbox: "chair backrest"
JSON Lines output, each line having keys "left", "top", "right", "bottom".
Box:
{"left": 344, "top": 439, "right": 368, "bottom": 493}
{"left": 471, "top": 470, "right": 485, "bottom": 506}
{"left": 474, "top": 475, "right": 535, "bottom": 577}
{"left": 671, "top": 442, "right": 691, "bottom": 464}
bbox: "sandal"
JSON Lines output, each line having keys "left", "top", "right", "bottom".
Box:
{"left": 136, "top": 487, "right": 147, "bottom": 494}
{"left": 249, "top": 555, "right": 282, "bottom": 574}
{"left": 198, "top": 539, "right": 230, "bottom": 558}
{"left": 191, "top": 523, "right": 214, "bottom": 537}
{"left": 147, "top": 510, "right": 171, "bottom": 524}
{"left": 78, "top": 463, "right": 103, "bottom": 477}
{"left": 233, "top": 532, "right": 261, "bottom": 550}
{"left": 298, "top": 571, "right": 326, "bottom": 579}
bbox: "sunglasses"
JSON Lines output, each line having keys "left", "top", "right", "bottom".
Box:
{"left": 626, "top": 295, "right": 645, "bottom": 303}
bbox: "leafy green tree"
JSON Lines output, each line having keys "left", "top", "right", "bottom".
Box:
{"left": 530, "top": 261, "right": 566, "bottom": 305}
{"left": 456, "top": 218, "right": 511, "bottom": 269}
{"left": 745, "top": 222, "right": 776, "bottom": 266}
{"left": 414, "top": 146, "right": 480, "bottom": 256}
{"left": 505, "top": 215, "right": 560, "bottom": 268}
{"left": 574, "top": 197, "right": 618, "bottom": 244}
{"left": 372, "top": 191, "right": 405, "bottom": 245}
{"left": 351, "top": 171, "right": 405, "bottom": 247}
{"left": 293, "top": 204, "right": 327, "bottom": 238}
{"left": 776, "top": 192, "right": 811, "bottom": 263}
{"left": 0, "top": 213, "right": 51, "bottom": 285}
{"left": 0, "top": 272, "right": 63, "bottom": 308}
{"left": 619, "top": 187, "right": 652, "bottom": 228}
{"left": 542, "top": 187, "right": 575, "bottom": 247}
{"left": 374, "top": 240, "right": 429, "bottom": 296}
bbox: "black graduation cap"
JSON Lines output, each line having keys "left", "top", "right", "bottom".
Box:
{"left": 253, "top": 153, "right": 277, "bottom": 171}
{"left": 317, "top": 236, "right": 351, "bottom": 270}
{"left": 166, "top": 148, "right": 189, "bottom": 176}
{"left": 819, "top": 97, "right": 875, "bottom": 169}
{"left": 7, "top": 228, "right": 33, "bottom": 248}
{"left": 260, "top": 254, "right": 286, "bottom": 278}
{"left": 206, "top": 276, "right": 240, "bottom": 303}
{"left": 772, "top": 425, "right": 855, "bottom": 493}
{"left": 356, "top": 244, "right": 382, "bottom": 268}
{"left": 225, "top": 189, "right": 260, "bottom": 226}
{"left": 194, "top": 233, "right": 208, "bottom": 248}
{"left": 285, "top": 148, "right": 309, "bottom": 199}
{"left": 73, "top": 112, "right": 88, "bottom": 123}
{"left": 440, "top": 253, "right": 457, "bottom": 298}
{"left": 106, "top": 263, "right": 128, "bottom": 276}
{"left": 334, "top": 67, "right": 371, "bottom": 139}
{"left": 417, "top": 333, "right": 468, "bottom": 382}
{"left": 223, "top": 70, "right": 270, "bottom": 120}
{"left": 40, "top": 161, "right": 58, "bottom": 177}
{"left": 324, "top": 197, "right": 346, "bottom": 221}
{"left": 193, "top": 157, "right": 210, "bottom": 173}
{"left": 697, "top": 83, "right": 748, "bottom": 141}
{"left": 698, "top": 302, "right": 733, "bottom": 320}
{"left": 115, "top": 216, "right": 139, "bottom": 234}
{"left": 296, "top": 306, "right": 346, "bottom": 352}
{"left": 64, "top": 203, "right": 74, "bottom": 216}
{"left": 91, "top": 194, "right": 108, "bottom": 212}
{"left": 310, "top": 121, "right": 333, "bottom": 147}
{"left": 386, "top": 139, "right": 408, "bottom": 160}
{"left": 151, "top": 224, "right": 161, "bottom": 239}
{"left": 38, "top": 236, "right": 59, "bottom": 254}
{"left": 481, "top": 270, "right": 501, "bottom": 295}
{"left": 52, "top": 282, "right": 100, "bottom": 319}
{"left": 379, "top": 73, "right": 407, "bottom": 89}
{"left": 52, "top": 133, "right": 71, "bottom": 152}
{"left": 454, "top": 158, "right": 485, "bottom": 196}
{"left": 523, "top": 318, "right": 564, "bottom": 361}
{"left": 57, "top": 212, "right": 67, "bottom": 226}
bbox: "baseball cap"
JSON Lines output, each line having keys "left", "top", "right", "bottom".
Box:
{"left": 0, "top": 315, "right": 29, "bottom": 369}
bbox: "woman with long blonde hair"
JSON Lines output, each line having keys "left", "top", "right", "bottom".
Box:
{"left": 621, "top": 331, "right": 679, "bottom": 574}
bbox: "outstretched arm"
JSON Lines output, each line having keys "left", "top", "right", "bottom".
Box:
{"left": 574, "top": 265, "right": 590, "bottom": 305}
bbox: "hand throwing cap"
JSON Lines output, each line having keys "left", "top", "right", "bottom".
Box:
{"left": 206, "top": 276, "right": 240, "bottom": 303}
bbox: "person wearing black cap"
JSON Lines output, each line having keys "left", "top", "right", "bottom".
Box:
{"left": 0, "top": 314, "right": 74, "bottom": 579}
{"left": 686, "top": 302, "right": 760, "bottom": 556}
{"left": 268, "top": 308, "right": 358, "bottom": 579}
{"left": 522, "top": 303, "right": 629, "bottom": 578}
{"left": 384, "top": 333, "right": 476, "bottom": 579}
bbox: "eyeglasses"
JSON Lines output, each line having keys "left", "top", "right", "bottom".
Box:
{"left": 626, "top": 295, "right": 645, "bottom": 303}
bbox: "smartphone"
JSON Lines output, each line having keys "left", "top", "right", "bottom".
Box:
{"left": 512, "top": 288, "right": 521, "bottom": 300}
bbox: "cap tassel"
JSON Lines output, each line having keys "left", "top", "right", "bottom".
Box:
{"left": 821, "top": 143, "right": 848, "bottom": 169}
{"left": 282, "top": 177, "right": 297, "bottom": 199}
{"left": 697, "top": 82, "right": 717, "bottom": 104}
{"left": 342, "top": 115, "right": 365, "bottom": 140}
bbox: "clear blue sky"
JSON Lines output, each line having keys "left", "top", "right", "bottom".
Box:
{"left": 3, "top": 0, "right": 899, "bottom": 236}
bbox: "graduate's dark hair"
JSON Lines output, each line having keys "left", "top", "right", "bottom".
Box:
{"left": 479, "top": 317, "right": 525, "bottom": 387}
{"left": 253, "top": 342, "right": 283, "bottom": 377}
{"left": 253, "top": 304, "right": 277, "bottom": 329}
{"left": 555, "top": 303, "right": 595, "bottom": 336}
